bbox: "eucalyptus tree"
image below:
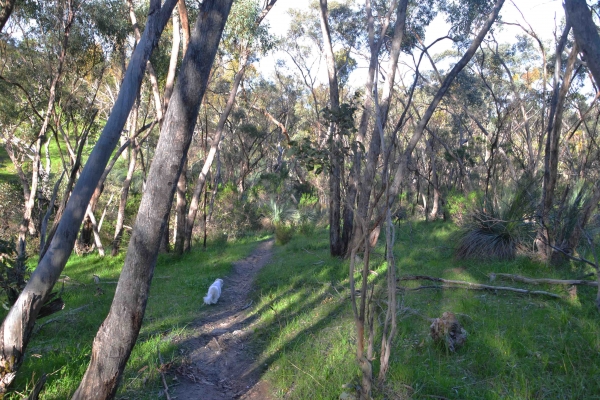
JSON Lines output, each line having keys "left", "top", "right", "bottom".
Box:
{"left": 347, "top": 2, "right": 506, "bottom": 392}
{"left": 1, "top": 0, "right": 131, "bottom": 265}
{"left": 181, "top": 0, "right": 277, "bottom": 253}
{"left": 537, "top": 23, "right": 579, "bottom": 261}
{"left": 1, "top": 0, "right": 77, "bottom": 262}
{"left": 565, "top": 0, "right": 600, "bottom": 88}
{"left": 282, "top": 0, "right": 363, "bottom": 255}
{"left": 319, "top": 0, "right": 344, "bottom": 256}
{"left": 0, "top": 0, "right": 178, "bottom": 392}
{"left": 73, "top": 1, "right": 233, "bottom": 396}
{"left": 386, "top": 0, "right": 505, "bottom": 215}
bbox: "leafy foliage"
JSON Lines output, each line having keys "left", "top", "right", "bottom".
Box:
{"left": 550, "top": 180, "right": 594, "bottom": 256}
{"left": 0, "top": 238, "right": 27, "bottom": 306}
{"left": 210, "top": 182, "right": 262, "bottom": 239}
{"left": 274, "top": 224, "right": 293, "bottom": 245}
{"left": 223, "top": 0, "right": 274, "bottom": 56}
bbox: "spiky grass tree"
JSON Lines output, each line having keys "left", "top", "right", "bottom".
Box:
{"left": 456, "top": 183, "right": 537, "bottom": 260}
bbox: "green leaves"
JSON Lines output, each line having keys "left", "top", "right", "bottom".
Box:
{"left": 223, "top": 0, "right": 273, "bottom": 55}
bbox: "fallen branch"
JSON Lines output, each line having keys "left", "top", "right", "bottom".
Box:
{"left": 25, "top": 373, "right": 47, "bottom": 400}
{"left": 491, "top": 273, "right": 598, "bottom": 287}
{"left": 399, "top": 275, "right": 563, "bottom": 299}
{"left": 288, "top": 360, "right": 324, "bottom": 389}
{"left": 33, "top": 304, "right": 91, "bottom": 334}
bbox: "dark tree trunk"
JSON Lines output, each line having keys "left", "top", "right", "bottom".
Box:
{"left": 0, "top": 0, "right": 17, "bottom": 33}
{"left": 319, "top": 0, "right": 344, "bottom": 257}
{"left": 174, "top": 157, "right": 187, "bottom": 254}
{"left": 0, "top": 1, "right": 177, "bottom": 394}
{"left": 182, "top": 1, "right": 276, "bottom": 252}
{"left": 565, "top": 0, "right": 600, "bottom": 87}
{"left": 72, "top": 1, "right": 233, "bottom": 397}
{"left": 538, "top": 27, "right": 576, "bottom": 260}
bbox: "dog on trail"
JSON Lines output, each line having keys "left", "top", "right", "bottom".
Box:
{"left": 203, "top": 278, "right": 224, "bottom": 305}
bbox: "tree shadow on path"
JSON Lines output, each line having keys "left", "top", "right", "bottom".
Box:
{"left": 170, "top": 238, "right": 277, "bottom": 400}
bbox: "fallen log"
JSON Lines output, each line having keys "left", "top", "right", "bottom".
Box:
{"left": 490, "top": 273, "right": 598, "bottom": 287}
{"left": 398, "top": 275, "right": 563, "bottom": 299}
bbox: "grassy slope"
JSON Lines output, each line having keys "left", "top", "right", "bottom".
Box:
{"left": 251, "top": 221, "right": 600, "bottom": 399}
{"left": 3, "top": 221, "right": 599, "bottom": 399}
{"left": 3, "top": 237, "right": 259, "bottom": 399}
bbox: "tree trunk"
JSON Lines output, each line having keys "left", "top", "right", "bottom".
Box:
{"left": 352, "top": 0, "right": 408, "bottom": 254}
{"left": 41, "top": 113, "right": 96, "bottom": 259}
{"left": 163, "top": 7, "right": 181, "bottom": 113}
{"left": 111, "top": 141, "right": 139, "bottom": 257}
{"left": 428, "top": 137, "right": 440, "bottom": 220}
{"left": 72, "top": 1, "right": 233, "bottom": 397}
{"left": 0, "top": 1, "right": 177, "bottom": 393}
{"left": 18, "top": 0, "right": 75, "bottom": 259}
{"left": 128, "top": 0, "right": 164, "bottom": 125}
{"left": 0, "top": 0, "right": 17, "bottom": 33}
{"left": 88, "top": 121, "right": 155, "bottom": 215}
{"left": 538, "top": 28, "right": 576, "bottom": 260}
{"left": 565, "top": 0, "right": 600, "bottom": 87}
{"left": 174, "top": 157, "right": 187, "bottom": 254}
{"left": 178, "top": 0, "right": 190, "bottom": 55}
{"left": 319, "top": 0, "right": 344, "bottom": 257}
{"left": 182, "top": 1, "right": 277, "bottom": 252}
{"left": 183, "top": 50, "right": 249, "bottom": 252}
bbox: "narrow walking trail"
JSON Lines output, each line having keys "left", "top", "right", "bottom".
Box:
{"left": 171, "top": 239, "right": 275, "bottom": 399}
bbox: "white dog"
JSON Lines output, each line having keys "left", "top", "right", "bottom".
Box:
{"left": 203, "top": 278, "right": 224, "bottom": 305}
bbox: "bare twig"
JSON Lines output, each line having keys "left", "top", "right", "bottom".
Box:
{"left": 158, "top": 347, "right": 172, "bottom": 400}
{"left": 25, "top": 373, "right": 47, "bottom": 400}
{"left": 288, "top": 360, "right": 324, "bottom": 388}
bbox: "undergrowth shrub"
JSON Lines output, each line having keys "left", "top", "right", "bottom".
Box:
{"left": 210, "top": 182, "right": 261, "bottom": 239}
{"left": 294, "top": 193, "right": 319, "bottom": 236}
{"left": 549, "top": 180, "right": 593, "bottom": 259}
{"left": 445, "top": 190, "right": 481, "bottom": 224}
{"left": 261, "top": 199, "right": 296, "bottom": 231}
{"left": 0, "top": 182, "right": 21, "bottom": 242}
{"left": 274, "top": 224, "right": 293, "bottom": 245}
{"left": 0, "top": 238, "right": 27, "bottom": 306}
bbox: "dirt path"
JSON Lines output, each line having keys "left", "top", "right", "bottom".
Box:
{"left": 170, "top": 239, "right": 275, "bottom": 399}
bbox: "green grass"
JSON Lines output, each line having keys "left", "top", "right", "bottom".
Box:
{"left": 3, "top": 221, "right": 600, "bottom": 399}
{"left": 248, "top": 221, "right": 600, "bottom": 399}
{"left": 3, "top": 237, "right": 261, "bottom": 399}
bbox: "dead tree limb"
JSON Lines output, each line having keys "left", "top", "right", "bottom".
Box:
{"left": 399, "top": 275, "right": 562, "bottom": 299}
{"left": 491, "top": 273, "right": 598, "bottom": 287}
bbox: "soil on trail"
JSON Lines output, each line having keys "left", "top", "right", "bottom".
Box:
{"left": 171, "top": 239, "right": 275, "bottom": 400}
